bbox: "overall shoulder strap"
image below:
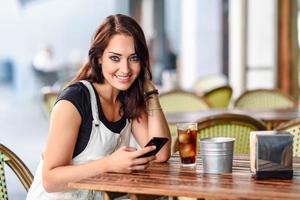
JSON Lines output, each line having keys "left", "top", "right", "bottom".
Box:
{"left": 80, "top": 80, "right": 100, "bottom": 126}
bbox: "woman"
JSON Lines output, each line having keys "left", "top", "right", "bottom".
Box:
{"left": 27, "top": 14, "right": 171, "bottom": 199}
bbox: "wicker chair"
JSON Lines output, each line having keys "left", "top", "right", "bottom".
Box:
{"left": 197, "top": 113, "right": 267, "bottom": 154}
{"left": 159, "top": 89, "right": 211, "bottom": 112}
{"left": 173, "top": 113, "right": 266, "bottom": 154}
{"left": 193, "top": 74, "right": 228, "bottom": 94}
{"left": 41, "top": 87, "right": 59, "bottom": 117}
{"left": 275, "top": 118, "right": 300, "bottom": 157}
{"left": 198, "top": 113, "right": 266, "bottom": 153}
{"left": 159, "top": 90, "right": 211, "bottom": 153}
{"left": 202, "top": 85, "right": 232, "bottom": 108}
{"left": 0, "top": 144, "right": 33, "bottom": 199}
{"left": 234, "top": 89, "right": 297, "bottom": 110}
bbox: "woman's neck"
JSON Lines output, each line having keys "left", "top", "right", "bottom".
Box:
{"left": 93, "top": 82, "right": 122, "bottom": 122}
{"left": 93, "top": 82, "right": 119, "bottom": 104}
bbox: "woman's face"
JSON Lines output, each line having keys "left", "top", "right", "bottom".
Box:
{"left": 99, "top": 34, "right": 141, "bottom": 91}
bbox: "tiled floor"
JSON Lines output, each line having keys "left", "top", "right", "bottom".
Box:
{"left": 0, "top": 83, "right": 49, "bottom": 199}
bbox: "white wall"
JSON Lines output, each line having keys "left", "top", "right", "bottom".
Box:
{"left": 247, "top": 0, "right": 277, "bottom": 89}
{"left": 180, "top": 0, "right": 222, "bottom": 90}
{"left": 229, "top": 0, "right": 277, "bottom": 99}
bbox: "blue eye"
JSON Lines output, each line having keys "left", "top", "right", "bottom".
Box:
{"left": 129, "top": 55, "right": 140, "bottom": 62}
{"left": 109, "top": 56, "right": 120, "bottom": 62}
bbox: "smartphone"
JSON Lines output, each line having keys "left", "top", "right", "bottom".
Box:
{"left": 138, "top": 137, "right": 169, "bottom": 158}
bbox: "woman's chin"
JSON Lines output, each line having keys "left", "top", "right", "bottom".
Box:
{"left": 114, "top": 83, "right": 131, "bottom": 91}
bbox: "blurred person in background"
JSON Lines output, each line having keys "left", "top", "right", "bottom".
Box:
{"left": 31, "top": 45, "right": 61, "bottom": 86}
{"left": 26, "top": 14, "right": 171, "bottom": 200}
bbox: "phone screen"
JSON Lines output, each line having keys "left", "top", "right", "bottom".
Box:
{"left": 138, "top": 137, "right": 169, "bottom": 158}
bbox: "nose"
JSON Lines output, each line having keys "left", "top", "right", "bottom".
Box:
{"left": 120, "top": 60, "right": 131, "bottom": 74}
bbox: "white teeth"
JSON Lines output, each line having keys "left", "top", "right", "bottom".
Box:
{"left": 116, "top": 75, "right": 130, "bottom": 80}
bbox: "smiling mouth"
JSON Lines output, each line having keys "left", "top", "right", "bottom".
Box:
{"left": 115, "top": 74, "right": 131, "bottom": 82}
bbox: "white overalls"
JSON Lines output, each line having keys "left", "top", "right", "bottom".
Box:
{"left": 27, "top": 80, "right": 133, "bottom": 200}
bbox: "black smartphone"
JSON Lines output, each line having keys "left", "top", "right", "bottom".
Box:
{"left": 138, "top": 137, "right": 169, "bottom": 158}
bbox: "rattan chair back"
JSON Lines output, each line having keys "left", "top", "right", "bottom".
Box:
{"left": 234, "top": 89, "right": 297, "bottom": 110}
{"left": 203, "top": 85, "right": 232, "bottom": 108}
{"left": 159, "top": 89, "right": 210, "bottom": 112}
{"left": 0, "top": 144, "right": 33, "bottom": 199}
{"left": 275, "top": 118, "right": 300, "bottom": 157}
{"left": 193, "top": 74, "right": 227, "bottom": 94}
{"left": 196, "top": 113, "right": 266, "bottom": 153}
{"left": 41, "top": 87, "right": 58, "bottom": 117}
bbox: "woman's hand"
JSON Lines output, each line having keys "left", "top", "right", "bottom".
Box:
{"left": 106, "top": 145, "right": 157, "bottom": 173}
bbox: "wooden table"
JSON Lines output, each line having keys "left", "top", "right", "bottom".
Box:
{"left": 165, "top": 109, "right": 300, "bottom": 129}
{"left": 68, "top": 154, "right": 300, "bottom": 200}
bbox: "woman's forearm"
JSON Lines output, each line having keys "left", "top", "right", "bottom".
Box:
{"left": 43, "top": 157, "right": 110, "bottom": 192}
{"left": 43, "top": 145, "right": 157, "bottom": 192}
{"left": 146, "top": 94, "right": 171, "bottom": 162}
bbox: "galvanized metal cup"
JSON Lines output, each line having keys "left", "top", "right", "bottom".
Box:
{"left": 200, "top": 137, "right": 235, "bottom": 174}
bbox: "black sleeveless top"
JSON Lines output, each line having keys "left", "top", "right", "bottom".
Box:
{"left": 56, "top": 82, "right": 126, "bottom": 158}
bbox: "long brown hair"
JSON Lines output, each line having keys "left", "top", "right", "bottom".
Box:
{"left": 72, "top": 14, "right": 152, "bottom": 119}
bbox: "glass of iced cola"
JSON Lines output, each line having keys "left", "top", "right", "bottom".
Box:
{"left": 177, "top": 122, "right": 198, "bottom": 167}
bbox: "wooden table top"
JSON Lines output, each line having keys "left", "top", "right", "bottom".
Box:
{"left": 165, "top": 109, "right": 300, "bottom": 125}
{"left": 68, "top": 154, "right": 300, "bottom": 200}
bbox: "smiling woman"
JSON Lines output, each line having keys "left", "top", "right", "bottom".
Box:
{"left": 26, "top": 14, "right": 171, "bottom": 200}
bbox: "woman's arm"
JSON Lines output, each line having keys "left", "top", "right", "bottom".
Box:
{"left": 42, "top": 100, "right": 156, "bottom": 192}
{"left": 132, "top": 81, "right": 171, "bottom": 162}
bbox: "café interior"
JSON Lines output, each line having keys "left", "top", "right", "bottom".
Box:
{"left": 1, "top": 0, "right": 300, "bottom": 199}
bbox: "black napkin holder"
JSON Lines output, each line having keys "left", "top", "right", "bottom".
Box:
{"left": 250, "top": 131, "right": 293, "bottom": 179}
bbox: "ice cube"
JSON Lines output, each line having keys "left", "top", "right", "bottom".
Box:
{"left": 178, "top": 131, "right": 190, "bottom": 143}
{"left": 179, "top": 144, "right": 196, "bottom": 158}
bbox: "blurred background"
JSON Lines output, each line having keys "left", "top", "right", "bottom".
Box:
{"left": 0, "top": 0, "right": 299, "bottom": 199}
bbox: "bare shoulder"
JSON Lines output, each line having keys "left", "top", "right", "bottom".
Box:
{"left": 50, "top": 100, "right": 81, "bottom": 126}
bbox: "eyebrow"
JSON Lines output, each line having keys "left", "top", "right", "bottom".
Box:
{"left": 107, "top": 51, "right": 137, "bottom": 56}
